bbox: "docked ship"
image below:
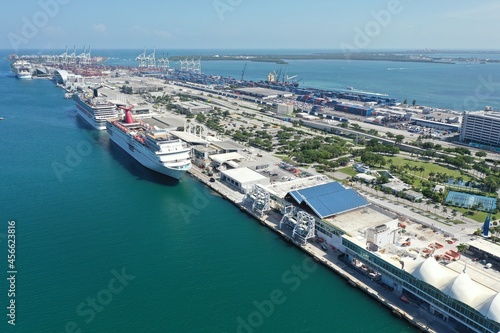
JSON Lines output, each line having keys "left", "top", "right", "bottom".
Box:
{"left": 11, "top": 60, "right": 32, "bottom": 79}
{"left": 73, "top": 88, "right": 120, "bottom": 130}
{"left": 106, "top": 106, "right": 191, "bottom": 180}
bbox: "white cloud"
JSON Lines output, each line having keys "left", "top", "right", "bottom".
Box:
{"left": 92, "top": 23, "right": 107, "bottom": 33}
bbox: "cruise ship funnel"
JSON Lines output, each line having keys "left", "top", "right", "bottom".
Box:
{"left": 119, "top": 105, "right": 135, "bottom": 124}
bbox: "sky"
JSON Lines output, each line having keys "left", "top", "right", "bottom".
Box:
{"left": 2, "top": 0, "right": 500, "bottom": 51}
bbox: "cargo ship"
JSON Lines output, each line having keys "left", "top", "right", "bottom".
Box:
{"left": 73, "top": 89, "right": 120, "bottom": 130}
{"left": 106, "top": 106, "right": 191, "bottom": 180}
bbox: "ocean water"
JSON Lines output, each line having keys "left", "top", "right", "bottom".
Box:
{"left": 0, "top": 51, "right": 419, "bottom": 332}
{"left": 93, "top": 48, "right": 500, "bottom": 111}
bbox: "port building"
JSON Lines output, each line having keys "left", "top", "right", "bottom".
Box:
{"left": 220, "top": 167, "right": 270, "bottom": 193}
{"left": 460, "top": 111, "right": 500, "bottom": 148}
{"left": 245, "top": 178, "right": 500, "bottom": 332}
{"left": 277, "top": 103, "right": 294, "bottom": 115}
{"left": 234, "top": 87, "right": 293, "bottom": 100}
{"left": 175, "top": 101, "right": 213, "bottom": 115}
{"left": 411, "top": 118, "right": 461, "bottom": 132}
{"left": 342, "top": 225, "right": 500, "bottom": 333}
{"left": 286, "top": 182, "right": 369, "bottom": 219}
{"left": 52, "top": 69, "right": 79, "bottom": 85}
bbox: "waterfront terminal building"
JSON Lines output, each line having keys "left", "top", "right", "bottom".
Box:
{"left": 251, "top": 179, "right": 500, "bottom": 333}
{"left": 460, "top": 111, "right": 500, "bottom": 148}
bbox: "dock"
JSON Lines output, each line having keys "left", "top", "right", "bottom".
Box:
{"left": 187, "top": 165, "right": 448, "bottom": 333}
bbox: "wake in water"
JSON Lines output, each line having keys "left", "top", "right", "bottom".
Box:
{"left": 0, "top": 71, "right": 15, "bottom": 78}
{"left": 340, "top": 88, "right": 389, "bottom": 97}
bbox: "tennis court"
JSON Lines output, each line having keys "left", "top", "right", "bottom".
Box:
{"left": 446, "top": 191, "right": 497, "bottom": 211}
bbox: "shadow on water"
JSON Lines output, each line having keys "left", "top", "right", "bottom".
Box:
{"left": 107, "top": 143, "right": 180, "bottom": 187}
{"left": 74, "top": 115, "right": 180, "bottom": 187}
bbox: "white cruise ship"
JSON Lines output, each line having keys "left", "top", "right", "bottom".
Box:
{"left": 106, "top": 107, "right": 191, "bottom": 180}
{"left": 11, "top": 60, "right": 32, "bottom": 79}
{"left": 73, "top": 90, "right": 120, "bottom": 130}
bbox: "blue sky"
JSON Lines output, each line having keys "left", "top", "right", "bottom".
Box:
{"left": 2, "top": 0, "right": 500, "bottom": 51}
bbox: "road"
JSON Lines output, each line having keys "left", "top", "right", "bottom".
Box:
{"left": 349, "top": 182, "right": 482, "bottom": 242}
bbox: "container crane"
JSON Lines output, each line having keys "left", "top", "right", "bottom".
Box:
{"left": 241, "top": 62, "right": 247, "bottom": 81}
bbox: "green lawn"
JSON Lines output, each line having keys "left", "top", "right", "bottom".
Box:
{"left": 338, "top": 166, "right": 358, "bottom": 177}
{"left": 447, "top": 206, "right": 495, "bottom": 224}
{"left": 385, "top": 156, "right": 472, "bottom": 180}
{"left": 338, "top": 156, "right": 472, "bottom": 182}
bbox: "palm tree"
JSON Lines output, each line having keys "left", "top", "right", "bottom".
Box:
{"left": 395, "top": 135, "right": 405, "bottom": 144}
{"left": 456, "top": 243, "right": 469, "bottom": 253}
{"left": 491, "top": 226, "right": 500, "bottom": 243}
{"left": 419, "top": 166, "right": 425, "bottom": 178}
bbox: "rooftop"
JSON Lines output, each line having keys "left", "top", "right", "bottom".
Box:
{"left": 466, "top": 111, "right": 500, "bottom": 119}
{"left": 211, "top": 140, "right": 246, "bottom": 151}
{"left": 288, "top": 182, "right": 370, "bottom": 219}
{"left": 210, "top": 152, "right": 244, "bottom": 164}
{"left": 344, "top": 217, "right": 500, "bottom": 320}
{"left": 170, "top": 131, "right": 209, "bottom": 145}
{"left": 235, "top": 87, "right": 290, "bottom": 98}
{"left": 326, "top": 204, "right": 397, "bottom": 236}
{"left": 263, "top": 175, "right": 331, "bottom": 199}
{"left": 221, "top": 167, "right": 268, "bottom": 183}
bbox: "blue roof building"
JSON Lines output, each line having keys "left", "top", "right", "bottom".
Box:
{"left": 287, "top": 182, "right": 369, "bottom": 219}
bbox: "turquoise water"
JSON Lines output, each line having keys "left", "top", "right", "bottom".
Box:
{"left": 0, "top": 53, "right": 419, "bottom": 332}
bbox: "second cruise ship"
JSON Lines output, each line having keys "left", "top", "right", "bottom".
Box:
{"left": 73, "top": 88, "right": 120, "bottom": 130}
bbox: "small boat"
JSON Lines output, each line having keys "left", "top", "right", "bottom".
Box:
{"left": 347, "top": 86, "right": 354, "bottom": 90}
{"left": 0, "top": 117, "right": 4, "bottom": 120}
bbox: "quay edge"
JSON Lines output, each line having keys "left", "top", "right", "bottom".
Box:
{"left": 187, "top": 167, "right": 437, "bottom": 333}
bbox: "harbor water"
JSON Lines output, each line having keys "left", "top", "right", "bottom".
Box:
{"left": 0, "top": 48, "right": 488, "bottom": 332}
{"left": 98, "top": 48, "right": 500, "bottom": 111}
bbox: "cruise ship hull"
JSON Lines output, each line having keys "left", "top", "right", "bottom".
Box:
{"left": 106, "top": 123, "right": 191, "bottom": 180}
{"left": 16, "top": 72, "right": 32, "bottom": 79}
{"left": 11, "top": 60, "right": 32, "bottom": 79}
{"left": 73, "top": 94, "right": 118, "bottom": 131}
{"left": 75, "top": 104, "right": 107, "bottom": 130}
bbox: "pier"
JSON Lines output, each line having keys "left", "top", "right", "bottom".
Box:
{"left": 187, "top": 165, "right": 448, "bottom": 333}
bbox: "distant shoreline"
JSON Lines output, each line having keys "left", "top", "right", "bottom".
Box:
{"left": 167, "top": 52, "right": 499, "bottom": 65}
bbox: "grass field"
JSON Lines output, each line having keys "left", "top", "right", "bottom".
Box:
{"left": 448, "top": 206, "right": 496, "bottom": 224}
{"left": 385, "top": 156, "right": 472, "bottom": 180}
{"left": 338, "top": 166, "right": 358, "bottom": 177}
{"left": 339, "top": 157, "right": 472, "bottom": 181}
